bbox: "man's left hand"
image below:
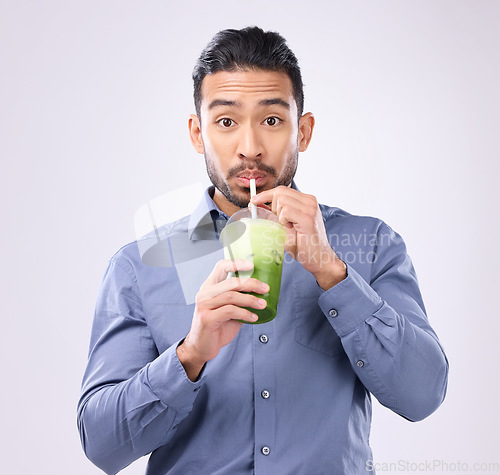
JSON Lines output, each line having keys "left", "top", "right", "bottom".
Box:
{"left": 251, "top": 186, "right": 347, "bottom": 290}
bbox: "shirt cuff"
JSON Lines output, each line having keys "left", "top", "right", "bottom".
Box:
{"left": 146, "top": 339, "right": 206, "bottom": 409}
{"left": 318, "top": 264, "right": 383, "bottom": 337}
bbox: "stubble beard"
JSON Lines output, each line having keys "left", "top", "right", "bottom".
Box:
{"left": 204, "top": 150, "right": 299, "bottom": 209}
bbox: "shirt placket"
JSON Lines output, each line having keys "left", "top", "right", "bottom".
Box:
{"left": 252, "top": 321, "right": 276, "bottom": 472}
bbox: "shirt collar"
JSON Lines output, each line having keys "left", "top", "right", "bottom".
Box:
{"left": 188, "top": 186, "right": 227, "bottom": 240}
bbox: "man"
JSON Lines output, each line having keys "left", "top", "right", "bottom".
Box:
{"left": 78, "top": 27, "right": 448, "bottom": 474}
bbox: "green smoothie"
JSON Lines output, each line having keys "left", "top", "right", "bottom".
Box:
{"left": 220, "top": 217, "right": 286, "bottom": 324}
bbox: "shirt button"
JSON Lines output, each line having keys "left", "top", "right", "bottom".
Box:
{"left": 356, "top": 360, "right": 364, "bottom": 367}
{"left": 259, "top": 334, "right": 269, "bottom": 344}
{"left": 261, "top": 446, "right": 270, "bottom": 456}
{"left": 261, "top": 389, "right": 270, "bottom": 399}
{"left": 328, "top": 308, "right": 338, "bottom": 317}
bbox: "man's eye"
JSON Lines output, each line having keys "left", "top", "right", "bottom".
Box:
{"left": 265, "top": 117, "right": 280, "bottom": 126}
{"left": 218, "top": 118, "right": 234, "bottom": 127}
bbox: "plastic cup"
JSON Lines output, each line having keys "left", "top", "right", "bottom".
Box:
{"left": 219, "top": 207, "right": 286, "bottom": 324}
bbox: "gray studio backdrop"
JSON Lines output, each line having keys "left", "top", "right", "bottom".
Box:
{"left": 1, "top": 1, "right": 499, "bottom": 474}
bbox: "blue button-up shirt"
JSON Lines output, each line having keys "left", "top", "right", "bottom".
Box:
{"left": 78, "top": 186, "right": 448, "bottom": 475}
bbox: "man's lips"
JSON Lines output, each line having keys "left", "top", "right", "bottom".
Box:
{"left": 235, "top": 173, "right": 267, "bottom": 187}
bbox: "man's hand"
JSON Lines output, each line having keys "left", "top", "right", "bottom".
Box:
{"left": 177, "top": 259, "right": 269, "bottom": 381}
{"left": 251, "top": 186, "right": 347, "bottom": 291}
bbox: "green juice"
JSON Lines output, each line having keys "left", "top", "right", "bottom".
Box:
{"left": 221, "top": 217, "right": 286, "bottom": 324}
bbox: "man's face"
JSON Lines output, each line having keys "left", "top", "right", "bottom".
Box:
{"left": 189, "top": 69, "right": 314, "bottom": 214}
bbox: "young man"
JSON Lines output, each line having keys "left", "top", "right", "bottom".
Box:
{"left": 78, "top": 27, "right": 448, "bottom": 474}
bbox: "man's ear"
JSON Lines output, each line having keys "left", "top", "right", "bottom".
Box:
{"left": 298, "top": 112, "right": 315, "bottom": 152}
{"left": 188, "top": 114, "right": 205, "bottom": 154}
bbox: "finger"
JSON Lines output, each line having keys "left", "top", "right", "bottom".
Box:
{"left": 205, "top": 259, "right": 254, "bottom": 285}
{"left": 252, "top": 186, "right": 310, "bottom": 218}
{"left": 275, "top": 193, "right": 315, "bottom": 216}
{"left": 278, "top": 204, "right": 311, "bottom": 230}
{"left": 251, "top": 188, "right": 275, "bottom": 205}
{"left": 271, "top": 189, "right": 279, "bottom": 215}
{"left": 251, "top": 185, "right": 304, "bottom": 205}
{"left": 254, "top": 202, "right": 272, "bottom": 212}
{"left": 211, "top": 304, "right": 259, "bottom": 324}
{"left": 202, "top": 290, "right": 268, "bottom": 311}
{"left": 273, "top": 193, "right": 320, "bottom": 227}
{"left": 267, "top": 186, "right": 289, "bottom": 215}
{"left": 219, "top": 276, "right": 269, "bottom": 294}
{"left": 274, "top": 196, "right": 311, "bottom": 226}
{"left": 203, "top": 276, "right": 269, "bottom": 300}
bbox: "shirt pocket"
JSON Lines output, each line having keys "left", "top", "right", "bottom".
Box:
{"left": 293, "top": 280, "right": 344, "bottom": 358}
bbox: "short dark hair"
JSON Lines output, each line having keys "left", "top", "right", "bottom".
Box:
{"left": 193, "top": 26, "right": 304, "bottom": 118}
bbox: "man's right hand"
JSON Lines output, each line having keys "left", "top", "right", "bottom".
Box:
{"left": 176, "top": 259, "right": 269, "bottom": 381}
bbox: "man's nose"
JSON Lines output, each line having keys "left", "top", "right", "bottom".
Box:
{"left": 237, "top": 124, "right": 263, "bottom": 160}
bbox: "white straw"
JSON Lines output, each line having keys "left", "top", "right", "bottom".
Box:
{"left": 250, "top": 178, "right": 257, "bottom": 219}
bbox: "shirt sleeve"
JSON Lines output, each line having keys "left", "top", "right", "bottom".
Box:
{"left": 77, "top": 255, "right": 205, "bottom": 474}
{"left": 318, "top": 222, "right": 449, "bottom": 422}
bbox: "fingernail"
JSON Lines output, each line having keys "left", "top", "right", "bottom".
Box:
{"left": 258, "top": 299, "right": 267, "bottom": 308}
{"left": 261, "top": 284, "right": 270, "bottom": 292}
{"left": 238, "top": 260, "right": 252, "bottom": 268}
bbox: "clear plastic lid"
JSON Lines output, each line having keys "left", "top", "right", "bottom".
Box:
{"left": 220, "top": 206, "right": 283, "bottom": 247}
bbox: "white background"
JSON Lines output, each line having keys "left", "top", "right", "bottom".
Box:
{"left": 1, "top": 1, "right": 499, "bottom": 474}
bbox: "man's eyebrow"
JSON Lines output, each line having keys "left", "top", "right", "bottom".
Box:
{"left": 208, "top": 99, "right": 241, "bottom": 110}
{"left": 259, "top": 98, "right": 290, "bottom": 109}
{"left": 207, "top": 98, "right": 291, "bottom": 110}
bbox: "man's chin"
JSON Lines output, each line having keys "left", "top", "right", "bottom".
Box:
{"left": 229, "top": 193, "right": 252, "bottom": 209}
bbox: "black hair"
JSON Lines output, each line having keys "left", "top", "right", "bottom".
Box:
{"left": 192, "top": 26, "right": 304, "bottom": 118}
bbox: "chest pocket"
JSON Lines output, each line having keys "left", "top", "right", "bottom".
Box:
{"left": 293, "top": 279, "right": 345, "bottom": 358}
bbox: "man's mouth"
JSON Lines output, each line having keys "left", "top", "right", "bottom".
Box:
{"left": 235, "top": 172, "right": 267, "bottom": 188}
